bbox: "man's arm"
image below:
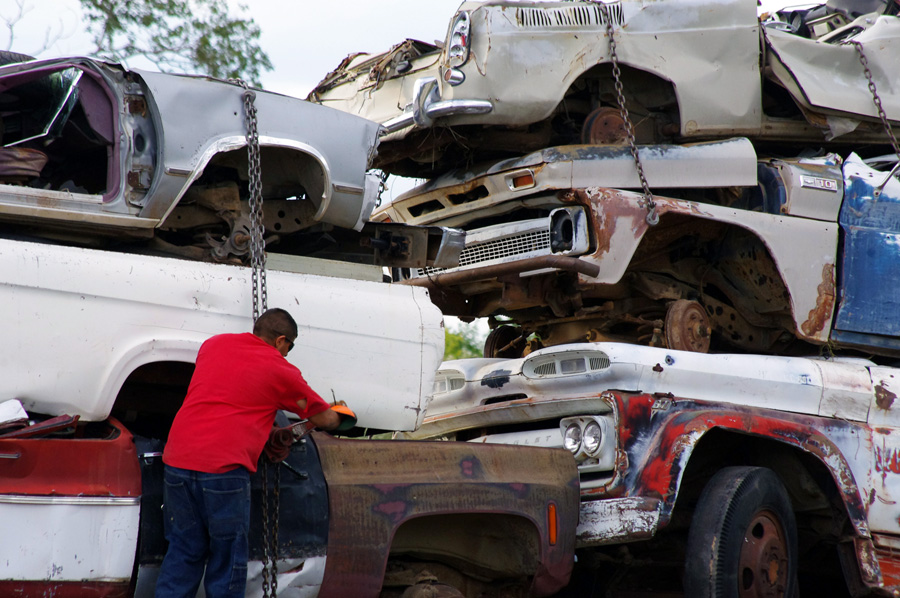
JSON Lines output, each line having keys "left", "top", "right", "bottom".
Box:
{"left": 307, "top": 405, "right": 340, "bottom": 430}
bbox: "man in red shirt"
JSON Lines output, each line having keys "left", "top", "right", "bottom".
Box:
{"left": 156, "top": 308, "right": 343, "bottom": 598}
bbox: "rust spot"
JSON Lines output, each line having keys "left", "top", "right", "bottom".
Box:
{"left": 875, "top": 384, "right": 896, "bottom": 410}
{"left": 578, "top": 188, "right": 650, "bottom": 257}
{"left": 800, "top": 263, "right": 835, "bottom": 338}
{"left": 652, "top": 363, "right": 664, "bottom": 373}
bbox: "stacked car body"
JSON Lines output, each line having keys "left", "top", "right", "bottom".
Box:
{"left": 311, "top": 0, "right": 900, "bottom": 594}
{"left": 0, "top": 55, "right": 579, "bottom": 597}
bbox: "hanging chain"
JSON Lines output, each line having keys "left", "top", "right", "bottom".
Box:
{"left": 598, "top": 2, "right": 658, "bottom": 226}
{"left": 260, "top": 461, "right": 273, "bottom": 597}
{"left": 852, "top": 41, "right": 900, "bottom": 157}
{"left": 234, "top": 79, "right": 277, "bottom": 597}
{"left": 234, "top": 79, "right": 268, "bottom": 320}
{"left": 260, "top": 461, "right": 281, "bottom": 597}
{"left": 270, "top": 465, "right": 280, "bottom": 594}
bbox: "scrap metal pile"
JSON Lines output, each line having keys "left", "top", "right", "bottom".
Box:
{"left": 310, "top": 0, "right": 900, "bottom": 360}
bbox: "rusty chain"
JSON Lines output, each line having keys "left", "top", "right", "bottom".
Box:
{"left": 597, "top": 1, "right": 658, "bottom": 226}
{"left": 852, "top": 41, "right": 900, "bottom": 158}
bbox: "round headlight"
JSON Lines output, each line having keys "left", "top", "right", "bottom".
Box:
{"left": 582, "top": 421, "right": 602, "bottom": 455}
{"left": 563, "top": 424, "right": 582, "bottom": 453}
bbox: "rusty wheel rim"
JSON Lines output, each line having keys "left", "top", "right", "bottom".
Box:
{"left": 664, "top": 299, "right": 711, "bottom": 353}
{"left": 738, "top": 510, "right": 789, "bottom": 598}
{"left": 581, "top": 106, "right": 628, "bottom": 145}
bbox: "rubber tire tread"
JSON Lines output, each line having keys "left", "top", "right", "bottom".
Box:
{"left": 683, "top": 466, "right": 798, "bottom": 598}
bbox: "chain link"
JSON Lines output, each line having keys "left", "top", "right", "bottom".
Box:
{"left": 259, "top": 461, "right": 281, "bottom": 597}
{"left": 597, "top": 2, "right": 658, "bottom": 226}
{"left": 852, "top": 41, "right": 900, "bottom": 158}
{"left": 374, "top": 169, "right": 389, "bottom": 208}
{"left": 234, "top": 78, "right": 276, "bottom": 597}
{"left": 260, "top": 461, "right": 273, "bottom": 597}
{"left": 234, "top": 79, "right": 268, "bottom": 320}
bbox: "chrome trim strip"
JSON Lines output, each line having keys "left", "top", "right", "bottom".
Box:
{"left": 0, "top": 495, "right": 140, "bottom": 506}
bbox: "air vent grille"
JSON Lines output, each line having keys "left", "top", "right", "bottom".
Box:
{"left": 533, "top": 362, "right": 557, "bottom": 376}
{"left": 516, "top": 3, "right": 623, "bottom": 29}
{"left": 590, "top": 356, "right": 611, "bottom": 370}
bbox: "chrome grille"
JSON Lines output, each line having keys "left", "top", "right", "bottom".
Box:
{"left": 417, "top": 228, "right": 550, "bottom": 276}
{"left": 516, "top": 3, "right": 622, "bottom": 29}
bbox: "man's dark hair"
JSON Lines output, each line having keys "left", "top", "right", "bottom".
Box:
{"left": 253, "top": 308, "right": 298, "bottom": 341}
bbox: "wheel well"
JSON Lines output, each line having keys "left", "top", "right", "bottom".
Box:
{"left": 562, "top": 63, "right": 681, "bottom": 143}
{"left": 628, "top": 212, "right": 797, "bottom": 353}
{"left": 110, "top": 360, "right": 194, "bottom": 440}
{"left": 673, "top": 428, "right": 856, "bottom": 593}
{"left": 386, "top": 513, "right": 540, "bottom": 585}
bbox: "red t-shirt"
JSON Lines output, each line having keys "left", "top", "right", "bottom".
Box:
{"left": 163, "top": 333, "right": 330, "bottom": 473}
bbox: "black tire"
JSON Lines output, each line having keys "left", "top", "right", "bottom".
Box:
{"left": 483, "top": 325, "right": 523, "bottom": 359}
{"left": 684, "top": 466, "right": 798, "bottom": 598}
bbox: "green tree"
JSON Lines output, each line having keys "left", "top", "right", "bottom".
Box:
{"left": 444, "top": 320, "right": 485, "bottom": 361}
{"left": 83, "top": 0, "right": 271, "bottom": 85}
{"left": 2, "top": 0, "right": 271, "bottom": 84}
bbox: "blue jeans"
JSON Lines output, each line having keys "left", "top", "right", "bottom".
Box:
{"left": 155, "top": 465, "right": 251, "bottom": 598}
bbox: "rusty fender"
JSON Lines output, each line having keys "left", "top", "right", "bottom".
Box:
{"left": 312, "top": 432, "right": 579, "bottom": 598}
{"left": 592, "top": 392, "right": 869, "bottom": 536}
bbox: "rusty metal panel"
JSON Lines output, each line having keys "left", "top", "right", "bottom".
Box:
{"left": 576, "top": 497, "right": 661, "bottom": 547}
{"left": 312, "top": 432, "right": 579, "bottom": 598}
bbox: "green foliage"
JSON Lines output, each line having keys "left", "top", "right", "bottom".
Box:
{"left": 444, "top": 320, "right": 486, "bottom": 361}
{"left": 81, "top": 0, "right": 272, "bottom": 85}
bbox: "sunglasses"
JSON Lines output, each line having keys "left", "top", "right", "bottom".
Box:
{"left": 279, "top": 334, "right": 295, "bottom": 354}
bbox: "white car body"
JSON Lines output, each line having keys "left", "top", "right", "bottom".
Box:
{"left": 311, "top": 0, "right": 899, "bottom": 177}
{"left": 405, "top": 341, "right": 900, "bottom": 593}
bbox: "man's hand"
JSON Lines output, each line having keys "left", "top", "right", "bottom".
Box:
{"left": 307, "top": 401, "right": 357, "bottom": 431}
{"left": 264, "top": 426, "right": 294, "bottom": 463}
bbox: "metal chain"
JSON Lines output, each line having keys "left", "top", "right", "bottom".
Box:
{"left": 234, "top": 78, "right": 277, "bottom": 598}
{"left": 259, "top": 461, "right": 281, "bottom": 597}
{"left": 260, "top": 461, "right": 273, "bottom": 597}
{"left": 852, "top": 41, "right": 900, "bottom": 157}
{"left": 598, "top": 2, "right": 658, "bottom": 226}
{"left": 270, "top": 465, "right": 280, "bottom": 594}
{"left": 234, "top": 79, "right": 268, "bottom": 320}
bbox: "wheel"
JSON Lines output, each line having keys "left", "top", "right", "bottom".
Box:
{"left": 483, "top": 325, "right": 523, "bottom": 358}
{"left": 665, "top": 299, "right": 711, "bottom": 353}
{"left": 684, "top": 466, "right": 798, "bottom": 598}
{"left": 581, "top": 106, "right": 627, "bottom": 145}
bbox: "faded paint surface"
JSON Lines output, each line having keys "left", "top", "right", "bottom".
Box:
{"left": 0, "top": 419, "right": 140, "bottom": 592}
{"left": 0, "top": 236, "right": 443, "bottom": 432}
{"left": 834, "top": 154, "right": 900, "bottom": 352}
{"left": 314, "top": 433, "right": 579, "bottom": 598}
